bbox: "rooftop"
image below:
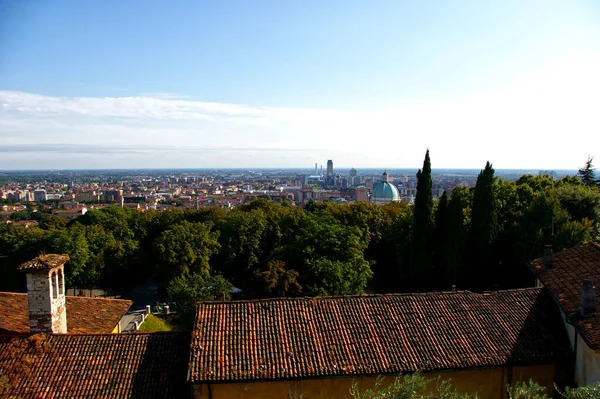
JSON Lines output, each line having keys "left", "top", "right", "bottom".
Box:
{"left": 189, "top": 289, "right": 568, "bottom": 383}
{"left": 531, "top": 242, "right": 600, "bottom": 349}
{"left": 0, "top": 332, "right": 190, "bottom": 399}
{"left": 17, "top": 254, "right": 70, "bottom": 271}
{"left": 0, "top": 292, "right": 132, "bottom": 334}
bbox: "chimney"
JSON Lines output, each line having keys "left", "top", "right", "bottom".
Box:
{"left": 580, "top": 279, "right": 597, "bottom": 318}
{"left": 18, "top": 254, "right": 69, "bottom": 334}
{"left": 543, "top": 245, "right": 553, "bottom": 269}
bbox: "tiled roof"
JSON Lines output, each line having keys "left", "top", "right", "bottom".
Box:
{"left": 0, "top": 292, "right": 131, "bottom": 334}
{"left": 17, "top": 254, "right": 70, "bottom": 271}
{"left": 189, "top": 289, "right": 568, "bottom": 383}
{"left": 531, "top": 242, "right": 600, "bottom": 349}
{"left": 0, "top": 332, "right": 190, "bottom": 399}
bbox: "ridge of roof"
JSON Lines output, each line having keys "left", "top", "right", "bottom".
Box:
{"left": 0, "top": 291, "right": 131, "bottom": 303}
{"left": 196, "top": 287, "right": 542, "bottom": 305}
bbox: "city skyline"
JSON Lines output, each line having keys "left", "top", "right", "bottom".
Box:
{"left": 1, "top": 1, "right": 599, "bottom": 170}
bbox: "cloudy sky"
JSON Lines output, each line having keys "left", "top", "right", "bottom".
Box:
{"left": 1, "top": 1, "right": 599, "bottom": 170}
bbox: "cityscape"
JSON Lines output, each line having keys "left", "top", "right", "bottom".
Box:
{"left": 0, "top": 161, "right": 571, "bottom": 220}
{"left": 1, "top": 1, "right": 599, "bottom": 398}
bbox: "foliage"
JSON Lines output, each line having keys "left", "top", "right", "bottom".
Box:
{"left": 466, "top": 161, "right": 498, "bottom": 290}
{"left": 253, "top": 260, "right": 301, "bottom": 297}
{"left": 154, "top": 220, "right": 220, "bottom": 285}
{"left": 578, "top": 156, "right": 597, "bottom": 187}
{"left": 348, "top": 372, "right": 477, "bottom": 399}
{"left": 410, "top": 150, "right": 434, "bottom": 291}
{"left": 556, "top": 382, "right": 600, "bottom": 399}
{"left": 1, "top": 163, "right": 599, "bottom": 298}
{"left": 166, "top": 272, "right": 233, "bottom": 323}
{"left": 138, "top": 314, "right": 173, "bottom": 332}
{"left": 507, "top": 379, "right": 549, "bottom": 399}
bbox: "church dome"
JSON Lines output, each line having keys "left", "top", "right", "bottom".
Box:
{"left": 371, "top": 171, "right": 400, "bottom": 204}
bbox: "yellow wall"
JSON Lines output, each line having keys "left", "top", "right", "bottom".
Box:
{"left": 193, "top": 365, "right": 555, "bottom": 399}
{"left": 112, "top": 323, "right": 120, "bottom": 333}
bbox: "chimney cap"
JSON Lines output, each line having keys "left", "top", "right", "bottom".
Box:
{"left": 18, "top": 254, "right": 70, "bottom": 272}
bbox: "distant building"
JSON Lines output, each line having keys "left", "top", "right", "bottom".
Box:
{"left": 355, "top": 186, "right": 368, "bottom": 201}
{"left": 326, "top": 160, "right": 333, "bottom": 176}
{"left": 349, "top": 168, "right": 357, "bottom": 177}
{"left": 370, "top": 171, "right": 400, "bottom": 205}
{"left": 34, "top": 189, "right": 47, "bottom": 202}
{"left": 103, "top": 189, "right": 122, "bottom": 202}
{"left": 75, "top": 190, "right": 100, "bottom": 202}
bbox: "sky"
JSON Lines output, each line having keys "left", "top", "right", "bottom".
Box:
{"left": 0, "top": 1, "right": 599, "bottom": 170}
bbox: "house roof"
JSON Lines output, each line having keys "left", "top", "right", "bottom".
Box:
{"left": 531, "top": 241, "right": 600, "bottom": 349}
{"left": 0, "top": 292, "right": 132, "bottom": 334}
{"left": 17, "top": 254, "right": 70, "bottom": 271}
{"left": 0, "top": 332, "right": 190, "bottom": 399}
{"left": 189, "top": 288, "right": 568, "bottom": 383}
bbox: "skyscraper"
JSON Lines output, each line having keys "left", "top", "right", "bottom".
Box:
{"left": 327, "top": 160, "right": 333, "bottom": 176}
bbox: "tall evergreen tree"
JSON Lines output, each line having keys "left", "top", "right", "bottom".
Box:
{"left": 445, "top": 186, "right": 469, "bottom": 286}
{"left": 410, "top": 150, "right": 434, "bottom": 291}
{"left": 431, "top": 190, "right": 449, "bottom": 289}
{"left": 578, "top": 156, "right": 597, "bottom": 187}
{"left": 466, "top": 161, "right": 498, "bottom": 290}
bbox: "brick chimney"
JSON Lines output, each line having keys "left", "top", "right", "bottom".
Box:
{"left": 580, "top": 279, "right": 597, "bottom": 319}
{"left": 18, "top": 254, "right": 69, "bottom": 334}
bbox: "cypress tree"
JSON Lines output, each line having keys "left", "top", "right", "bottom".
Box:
{"left": 445, "top": 186, "right": 469, "bottom": 287}
{"left": 410, "top": 150, "right": 434, "bottom": 291}
{"left": 431, "top": 190, "right": 449, "bottom": 289}
{"left": 466, "top": 161, "right": 498, "bottom": 290}
{"left": 578, "top": 156, "right": 597, "bottom": 187}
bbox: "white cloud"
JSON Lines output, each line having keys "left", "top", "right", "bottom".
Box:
{"left": 1, "top": 54, "right": 599, "bottom": 170}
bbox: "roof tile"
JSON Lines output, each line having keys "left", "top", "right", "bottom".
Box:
{"left": 0, "top": 332, "right": 190, "bottom": 399}
{"left": 531, "top": 242, "right": 600, "bottom": 349}
{"left": 17, "top": 254, "right": 70, "bottom": 271}
{"left": 189, "top": 289, "right": 568, "bottom": 383}
{"left": 0, "top": 292, "right": 131, "bottom": 334}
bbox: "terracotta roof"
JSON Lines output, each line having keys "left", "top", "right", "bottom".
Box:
{"left": 0, "top": 332, "right": 190, "bottom": 399}
{"left": 531, "top": 242, "right": 600, "bottom": 349}
{"left": 17, "top": 254, "right": 70, "bottom": 271}
{"left": 0, "top": 292, "right": 131, "bottom": 334}
{"left": 189, "top": 289, "right": 568, "bottom": 383}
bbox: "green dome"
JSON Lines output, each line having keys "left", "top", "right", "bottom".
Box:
{"left": 372, "top": 181, "right": 400, "bottom": 201}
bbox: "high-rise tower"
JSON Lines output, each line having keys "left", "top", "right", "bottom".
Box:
{"left": 327, "top": 160, "right": 333, "bottom": 176}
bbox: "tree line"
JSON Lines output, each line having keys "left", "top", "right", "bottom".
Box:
{"left": 0, "top": 153, "right": 598, "bottom": 310}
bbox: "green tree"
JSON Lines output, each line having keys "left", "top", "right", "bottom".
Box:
{"left": 445, "top": 186, "right": 470, "bottom": 286}
{"left": 166, "top": 272, "right": 233, "bottom": 324}
{"left": 410, "top": 150, "right": 434, "bottom": 291}
{"left": 431, "top": 191, "right": 449, "bottom": 288}
{"left": 49, "top": 223, "right": 91, "bottom": 288}
{"left": 466, "top": 162, "right": 498, "bottom": 290}
{"left": 578, "top": 156, "right": 597, "bottom": 187}
{"left": 274, "top": 215, "right": 372, "bottom": 296}
{"left": 253, "top": 260, "right": 302, "bottom": 297}
{"left": 154, "top": 221, "right": 220, "bottom": 290}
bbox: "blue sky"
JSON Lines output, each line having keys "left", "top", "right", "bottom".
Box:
{"left": 1, "top": 1, "right": 599, "bottom": 169}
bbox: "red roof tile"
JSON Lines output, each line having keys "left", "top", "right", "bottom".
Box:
{"left": 189, "top": 289, "right": 568, "bottom": 383}
{"left": 0, "top": 292, "right": 131, "bottom": 334}
{"left": 17, "top": 254, "right": 70, "bottom": 271}
{"left": 0, "top": 332, "right": 190, "bottom": 399}
{"left": 531, "top": 242, "right": 600, "bottom": 349}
